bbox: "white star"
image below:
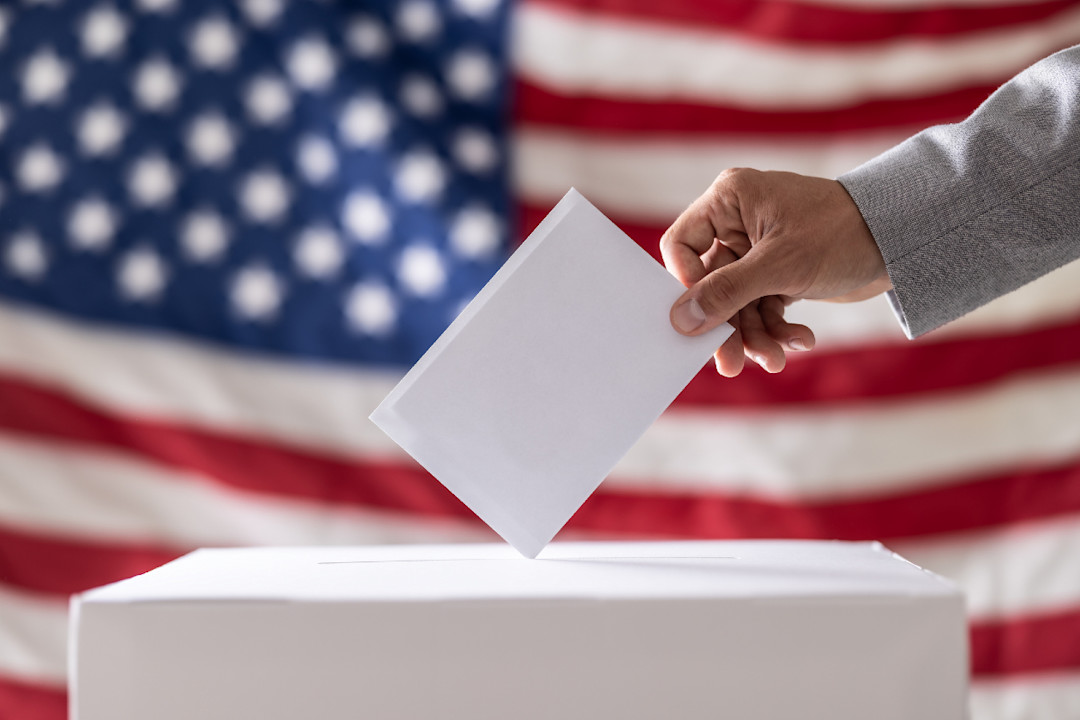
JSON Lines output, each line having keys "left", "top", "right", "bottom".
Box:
{"left": 22, "top": 48, "right": 71, "bottom": 104}
{"left": 186, "top": 112, "right": 235, "bottom": 167}
{"left": 135, "top": 0, "right": 178, "bottom": 13}
{"left": 399, "top": 74, "right": 443, "bottom": 118}
{"left": 346, "top": 16, "right": 390, "bottom": 59}
{"left": 394, "top": 150, "right": 446, "bottom": 204}
{"left": 343, "top": 191, "right": 390, "bottom": 244}
{"left": 231, "top": 265, "right": 284, "bottom": 321}
{"left": 189, "top": 16, "right": 240, "bottom": 71}
{"left": 340, "top": 95, "right": 391, "bottom": 147}
{"left": 238, "top": 169, "right": 291, "bottom": 224}
{"left": 4, "top": 232, "right": 48, "bottom": 282}
{"left": 68, "top": 197, "right": 117, "bottom": 251}
{"left": 294, "top": 225, "right": 343, "bottom": 279}
{"left": 240, "top": 0, "right": 284, "bottom": 27}
{"left": 395, "top": 0, "right": 441, "bottom": 44}
{"left": 0, "top": 106, "right": 10, "bottom": 140}
{"left": 345, "top": 282, "right": 397, "bottom": 335}
{"left": 445, "top": 48, "right": 497, "bottom": 102}
{"left": 398, "top": 244, "right": 446, "bottom": 297}
{"left": 128, "top": 153, "right": 177, "bottom": 208}
{"left": 17, "top": 144, "right": 65, "bottom": 193}
{"left": 296, "top": 135, "right": 337, "bottom": 184}
{"left": 453, "top": 0, "right": 501, "bottom": 16}
{"left": 245, "top": 74, "right": 292, "bottom": 125}
{"left": 453, "top": 127, "right": 499, "bottom": 174}
{"left": 451, "top": 206, "right": 501, "bottom": 258}
{"left": 77, "top": 102, "right": 127, "bottom": 156}
{"left": 82, "top": 5, "right": 129, "bottom": 58}
{"left": 117, "top": 246, "right": 169, "bottom": 302}
{"left": 180, "top": 209, "right": 230, "bottom": 262}
{"left": 132, "top": 57, "right": 183, "bottom": 112}
{"left": 286, "top": 35, "right": 337, "bottom": 91}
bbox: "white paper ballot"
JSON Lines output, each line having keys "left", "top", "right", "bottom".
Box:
{"left": 370, "top": 189, "right": 733, "bottom": 557}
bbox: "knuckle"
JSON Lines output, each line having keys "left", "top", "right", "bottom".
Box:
{"left": 658, "top": 229, "right": 676, "bottom": 255}
{"left": 713, "top": 167, "right": 754, "bottom": 191}
{"left": 708, "top": 168, "right": 759, "bottom": 219}
{"left": 698, "top": 271, "right": 742, "bottom": 318}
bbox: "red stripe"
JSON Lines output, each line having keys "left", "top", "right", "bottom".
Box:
{"left": 675, "top": 328, "right": 1080, "bottom": 407}
{"left": 3, "top": 446, "right": 1076, "bottom": 575}
{"left": 0, "top": 675, "right": 65, "bottom": 720}
{"left": 526, "top": 0, "right": 1080, "bottom": 44}
{"left": 0, "top": 372, "right": 476, "bottom": 520}
{"left": 0, "top": 523, "right": 183, "bottom": 595}
{"left": 514, "top": 79, "right": 988, "bottom": 135}
{"left": 2, "top": 372, "right": 1080, "bottom": 577}
{"left": 971, "top": 607, "right": 1080, "bottom": 676}
{"left": 572, "top": 468, "right": 1080, "bottom": 542}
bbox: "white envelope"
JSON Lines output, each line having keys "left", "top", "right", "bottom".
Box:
{"left": 371, "top": 189, "right": 733, "bottom": 557}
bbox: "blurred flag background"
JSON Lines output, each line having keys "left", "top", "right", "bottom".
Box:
{"left": 2, "top": 0, "right": 1080, "bottom": 718}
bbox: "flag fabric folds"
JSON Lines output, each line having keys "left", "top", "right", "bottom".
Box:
{"left": 1, "top": 1, "right": 1079, "bottom": 718}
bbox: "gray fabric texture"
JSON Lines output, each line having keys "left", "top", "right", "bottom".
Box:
{"left": 838, "top": 44, "right": 1080, "bottom": 339}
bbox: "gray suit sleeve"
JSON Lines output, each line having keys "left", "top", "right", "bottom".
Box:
{"left": 838, "top": 44, "right": 1080, "bottom": 339}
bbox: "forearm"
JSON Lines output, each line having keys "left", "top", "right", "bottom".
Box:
{"left": 839, "top": 44, "right": 1080, "bottom": 338}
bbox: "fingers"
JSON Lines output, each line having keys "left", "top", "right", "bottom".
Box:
{"left": 660, "top": 173, "right": 748, "bottom": 288}
{"left": 759, "top": 296, "right": 815, "bottom": 353}
{"left": 671, "top": 250, "right": 775, "bottom": 335}
{"left": 713, "top": 319, "right": 745, "bottom": 377}
{"left": 710, "top": 297, "right": 816, "bottom": 377}
{"left": 738, "top": 302, "right": 786, "bottom": 373}
{"left": 659, "top": 200, "right": 721, "bottom": 288}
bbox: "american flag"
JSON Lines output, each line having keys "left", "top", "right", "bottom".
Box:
{"left": 2, "top": 0, "right": 1079, "bottom": 718}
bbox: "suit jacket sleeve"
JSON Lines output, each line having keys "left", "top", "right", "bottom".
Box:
{"left": 838, "top": 44, "right": 1080, "bottom": 339}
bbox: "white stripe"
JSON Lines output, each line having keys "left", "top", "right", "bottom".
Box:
{"left": 4, "top": 302, "right": 1080, "bottom": 499}
{"left": 514, "top": 3, "right": 1080, "bottom": 108}
{"left": 891, "top": 516, "right": 1080, "bottom": 619}
{"left": 615, "top": 368, "right": 1080, "bottom": 498}
{"left": 0, "top": 433, "right": 488, "bottom": 549}
{"left": 971, "top": 673, "right": 1080, "bottom": 720}
{"left": 0, "top": 587, "right": 67, "bottom": 685}
{"left": 0, "top": 301, "right": 401, "bottom": 458}
{"left": 514, "top": 128, "right": 908, "bottom": 223}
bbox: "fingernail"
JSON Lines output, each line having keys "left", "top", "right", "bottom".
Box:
{"left": 672, "top": 298, "right": 707, "bottom": 333}
{"left": 789, "top": 338, "right": 808, "bottom": 351}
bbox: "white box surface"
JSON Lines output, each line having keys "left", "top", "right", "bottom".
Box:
{"left": 71, "top": 541, "right": 968, "bottom": 720}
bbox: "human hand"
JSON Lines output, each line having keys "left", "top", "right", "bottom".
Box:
{"left": 660, "top": 169, "right": 890, "bottom": 376}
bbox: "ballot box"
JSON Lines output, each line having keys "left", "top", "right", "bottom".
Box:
{"left": 70, "top": 540, "right": 967, "bottom": 720}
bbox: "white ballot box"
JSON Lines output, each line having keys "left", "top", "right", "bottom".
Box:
{"left": 70, "top": 541, "right": 968, "bottom": 720}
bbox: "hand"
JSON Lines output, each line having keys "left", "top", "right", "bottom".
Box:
{"left": 660, "top": 169, "right": 891, "bottom": 376}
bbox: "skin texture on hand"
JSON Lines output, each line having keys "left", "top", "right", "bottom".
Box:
{"left": 660, "top": 169, "right": 891, "bottom": 376}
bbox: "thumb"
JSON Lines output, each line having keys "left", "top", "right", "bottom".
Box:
{"left": 670, "top": 253, "right": 771, "bottom": 335}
